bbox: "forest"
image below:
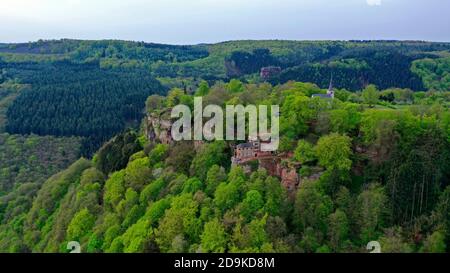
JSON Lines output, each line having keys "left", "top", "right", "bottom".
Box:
{"left": 1, "top": 61, "right": 165, "bottom": 155}
{"left": 0, "top": 39, "right": 449, "bottom": 253}
{"left": 3, "top": 62, "right": 165, "bottom": 137}
{"left": 0, "top": 79, "right": 448, "bottom": 253}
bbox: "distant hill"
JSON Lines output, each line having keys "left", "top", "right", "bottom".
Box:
{"left": 2, "top": 39, "right": 449, "bottom": 91}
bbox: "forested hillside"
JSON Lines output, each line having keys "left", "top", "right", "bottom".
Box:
{"left": 412, "top": 54, "right": 450, "bottom": 91}
{"left": 2, "top": 39, "right": 450, "bottom": 90}
{"left": 1, "top": 80, "right": 448, "bottom": 253}
{"left": 273, "top": 50, "right": 426, "bottom": 90}
{"left": 0, "top": 133, "right": 82, "bottom": 193}
{"left": 0, "top": 133, "right": 82, "bottom": 252}
{"left": 1, "top": 61, "right": 165, "bottom": 153}
{"left": 0, "top": 84, "right": 21, "bottom": 132}
{"left": 0, "top": 39, "right": 449, "bottom": 253}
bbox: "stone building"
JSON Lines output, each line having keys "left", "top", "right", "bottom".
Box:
{"left": 232, "top": 138, "right": 299, "bottom": 191}
{"left": 260, "top": 66, "right": 282, "bottom": 80}
{"left": 232, "top": 139, "right": 274, "bottom": 165}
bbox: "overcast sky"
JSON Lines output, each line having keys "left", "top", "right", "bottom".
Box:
{"left": 0, "top": 0, "right": 449, "bottom": 44}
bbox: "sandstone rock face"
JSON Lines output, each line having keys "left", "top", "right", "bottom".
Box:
{"left": 145, "top": 109, "right": 301, "bottom": 192}
{"left": 145, "top": 110, "right": 206, "bottom": 151}
{"left": 259, "top": 157, "right": 279, "bottom": 177}
{"left": 145, "top": 109, "right": 173, "bottom": 145}
{"left": 280, "top": 168, "right": 299, "bottom": 191}
{"left": 253, "top": 156, "right": 299, "bottom": 192}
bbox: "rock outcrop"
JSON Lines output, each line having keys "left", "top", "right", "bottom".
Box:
{"left": 145, "top": 108, "right": 174, "bottom": 145}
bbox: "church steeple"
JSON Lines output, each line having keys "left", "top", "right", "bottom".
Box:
{"left": 328, "top": 74, "right": 333, "bottom": 91}
{"left": 311, "top": 74, "right": 336, "bottom": 99}
{"left": 327, "top": 74, "right": 334, "bottom": 98}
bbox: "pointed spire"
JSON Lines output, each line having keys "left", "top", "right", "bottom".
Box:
{"left": 328, "top": 74, "right": 333, "bottom": 91}
{"left": 327, "top": 73, "right": 335, "bottom": 98}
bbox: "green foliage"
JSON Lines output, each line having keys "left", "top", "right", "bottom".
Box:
{"left": 412, "top": 57, "right": 450, "bottom": 91}
{"left": 299, "top": 166, "right": 312, "bottom": 178}
{"left": 421, "top": 231, "right": 446, "bottom": 253}
{"left": 200, "top": 218, "right": 228, "bottom": 253}
{"left": 214, "top": 182, "right": 241, "bottom": 213}
{"left": 362, "top": 84, "right": 380, "bottom": 107}
{"left": 240, "top": 190, "right": 264, "bottom": 220}
{"left": 166, "top": 88, "right": 192, "bottom": 108}
{"left": 280, "top": 94, "right": 314, "bottom": 138}
{"left": 145, "top": 198, "right": 172, "bottom": 227}
{"left": 294, "top": 181, "right": 333, "bottom": 235}
{"left": 294, "top": 140, "right": 316, "bottom": 164}
{"left": 120, "top": 218, "right": 154, "bottom": 253}
{"left": 377, "top": 227, "right": 413, "bottom": 253}
{"left": 146, "top": 95, "right": 165, "bottom": 113}
{"left": 86, "top": 233, "right": 103, "bottom": 253}
{"left": 0, "top": 83, "right": 24, "bottom": 132}
{"left": 155, "top": 194, "right": 200, "bottom": 252}
{"left": 95, "top": 130, "right": 142, "bottom": 175}
{"left": 20, "top": 158, "right": 92, "bottom": 251}
{"left": 124, "top": 157, "right": 151, "bottom": 191}
{"left": 129, "top": 151, "right": 146, "bottom": 162}
{"left": 275, "top": 48, "right": 426, "bottom": 91}
{"left": 226, "top": 79, "right": 244, "bottom": 93}
{"left": 195, "top": 80, "right": 210, "bottom": 97}
{"left": 385, "top": 122, "right": 449, "bottom": 223}
{"left": 1, "top": 39, "right": 450, "bottom": 253}
{"left": 140, "top": 178, "right": 166, "bottom": 205}
{"left": 182, "top": 177, "right": 203, "bottom": 194}
{"left": 0, "top": 133, "right": 81, "bottom": 193}
{"left": 327, "top": 209, "right": 349, "bottom": 251}
{"left": 328, "top": 105, "right": 361, "bottom": 134}
{"left": 80, "top": 167, "right": 104, "bottom": 187}
{"left": 117, "top": 188, "right": 139, "bottom": 218}
{"left": 165, "top": 142, "right": 196, "bottom": 175}
{"left": 122, "top": 205, "right": 145, "bottom": 229}
{"left": 148, "top": 144, "right": 169, "bottom": 166}
{"left": 103, "top": 170, "right": 126, "bottom": 210}
{"left": 1, "top": 91, "right": 448, "bottom": 253}
{"left": 5, "top": 62, "right": 165, "bottom": 148}
{"left": 262, "top": 176, "right": 287, "bottom": 217}
{"left": 66, "top": 208, "right": 95, "bottom": 242}
{"left": 190, "top": 141, "right": 229, "bottom": 181}
{"left": 231, "top": 215, "right": 272, "bottom": 253}
{"left": 315, "top": 133, "right": 352, "bottom": 172}
{"left": 356, "top": 184, "right": 389, "bottom": 243}
{"left": 360, "top": 109, "right": 398, "bottom": 143}
{"left": 205, "top": 165, "right": 227, "bottom": 196}
{"left": 214, "top": 167, "right": 246, "bottom": 213}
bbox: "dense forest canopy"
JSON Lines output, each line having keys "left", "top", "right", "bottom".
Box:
{"left": 0, "top": 39, "right": 209, "bottom": 62}
{"left": 5, "top": 62, "right": 165, "bottom": 137}
{"left": 0, "top": 78, "right": 448, "bottom": 253}
{"left": 272, "top": 50, "right": 426, "bottom": 91}
{"left": 2, "top": 39, "right": 450, "bottom": 89}
{"left": 1, "top": 61, "right": 166, "bottom": 155}
{"left": 0, "top": 39, "right": 449, "bottom": 253}
{"left": 0, "top": 133, "right": 82, "bottom": 193}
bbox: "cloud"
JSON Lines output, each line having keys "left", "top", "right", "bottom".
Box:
{"left": 366, "top": 0, "right": 382, "bottom": 6}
